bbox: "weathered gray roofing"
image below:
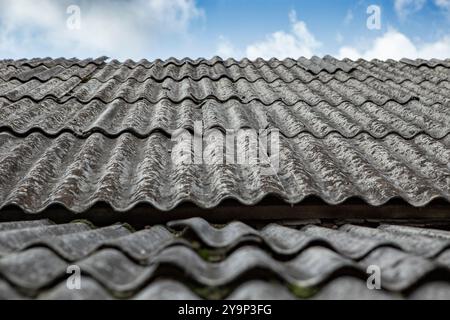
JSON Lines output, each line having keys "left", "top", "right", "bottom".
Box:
{"left": 0, "top": 131, "right": 450, "bottom": 212}
{"left": 1, "top": 98, "right": 449, "bottom": 139}
{"left": 0, "top": 56, "right": 449, "bottom": 215}
{"left": 1, "top": 58, "right": 449, "bottom": 106}
{"left": 0, "top": 218, "right": 449, "bottom": 300}
{"left": 0, "top": 56, "right": 450, "bottom": 300}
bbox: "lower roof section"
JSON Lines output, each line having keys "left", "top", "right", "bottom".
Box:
{"left": 0, "top": 217, "right": 449, "bottom": 300}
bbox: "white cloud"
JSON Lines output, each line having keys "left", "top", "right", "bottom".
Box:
{"left": 338, "top": 28, "right": 450, "bottom": 60}
{"left": 435, "top": 0, "right": 450, "bottom": 14}
{"left": 216, "top": 36, "right": 240, "bottom": 58}
{"left": 245, "top": 10, "right": 321, "bottom": 59}
{"left": 436, "top": 0, "right": 450, "bottom": 6}
{"left": 394, "top": 0, "right": 426, "bottom": 18}
{"left": 395, "top": 0, "right": 450, "bottom": 18}
{"left": 0, "top": 0, "right": 204, "bottom": 59}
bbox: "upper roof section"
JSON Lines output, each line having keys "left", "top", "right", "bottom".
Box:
{"left": 0, "top": 56, "right": 449, "bottom": 139}
{"left": 0, "top": 56, "right": 449, "bottom": 215}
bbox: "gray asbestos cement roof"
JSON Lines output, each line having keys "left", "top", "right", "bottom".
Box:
{"left": 0, "top": 56, "right": 449, "bottom": 299}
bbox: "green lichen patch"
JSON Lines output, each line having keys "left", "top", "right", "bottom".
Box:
{"left": 288, "top": 283, "right": 319, "bottom": 299}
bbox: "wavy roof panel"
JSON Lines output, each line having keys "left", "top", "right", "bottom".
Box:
{"left": 0, "top": 218, "right": 448, "bottom": 299}
{"left": 0, "top": 131, "right": 449, "bottom": 212}
{"left": 0, "top": 98, "right": 448, "bottom": 139}
{"left": 0, "top": 56, "right": 449, "bottom": 214}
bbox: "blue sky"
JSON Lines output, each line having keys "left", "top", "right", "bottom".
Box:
{"left": 0, "top": 0, "right": 449, "bottom": 60}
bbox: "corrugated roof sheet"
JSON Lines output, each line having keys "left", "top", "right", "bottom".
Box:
{"left": 0, "top": 56, "right": 449, "bottom": 214}
{"left": 1, "top": 56, "right": 450, "bottom": 300}
{"left": 1, "top": 98, "right": 449, "bottom": 139}
{"left": 1, "top": 56, "right": 449, "bottom": 105}
{"left": 0, "top": 218, "right": 448, "bottom": 300}
{"left": 0, "top": 131, "right": 450, "bottom": 212}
